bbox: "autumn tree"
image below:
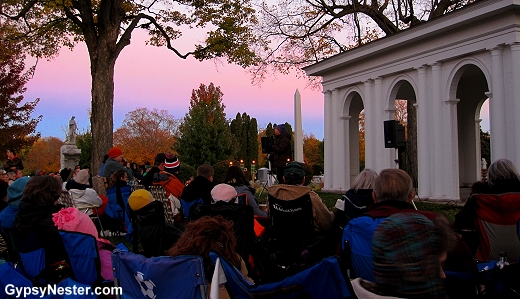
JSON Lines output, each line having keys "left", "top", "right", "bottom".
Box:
{"left": 230, "top": 112, "right": 259, "bottom": 169}
{"left": 253, "top": 0, "right": 476, "bottom": 81}
{"left": 303, "top": 133, "right": 323, "bottom": 174}
{"left": 1, "top": 0, "right": 259, "bottom": 175}
{"left": 24, "top": 137, "right": 63, "bottom": 174}
{"left": 0, "top": 26, "right": 41, "bottom": 154}
{"left": 114, "top": 108, "right": 180, "bottom": 165}
{"left": 175, "top": 83, "right": 235, "bottom": 166}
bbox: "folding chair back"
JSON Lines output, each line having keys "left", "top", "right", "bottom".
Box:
{"left": 148, "top": 185, "right": 176, "bottom": 226}
{"left": 342, "top": 216, "right": 387, "bottom": 281}
{"left": 209, "top": 252, "right": 352, "bottom": 299}
{"left": 59, "top": 190, "right": 75, "bottom": 208}
{"left": 180, "top": 197, "right": 204, "bottom": 221}
{"left": 237, "top": 193, "right": 248, "bottom": 205}
{"left": 268, "top": 194, "right": 314, "bottom": 252}
{"left": 106, "top": 185, "right": 134, "bottom": 242}
{"left": 112, "top": 249, "right": 207, "bottom": 299}
{"left": 473, "top": 193, "right": 520, "bottom": 262}
{"left": 59, "top": 231, "right": 101, "bottom": 285}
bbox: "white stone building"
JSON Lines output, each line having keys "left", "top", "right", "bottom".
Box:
{"left": 304, "top": 0, "right": 520, "bottom": 200}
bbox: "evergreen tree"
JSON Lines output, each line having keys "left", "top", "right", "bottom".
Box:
{"left": 76, "top": 131, "right": 92, "bottom": 169}
{"left": 0, "top": 36, "right": 41, "bottom": 154}
{"left": 175, "top": 83, "right": 235, "bottom": 166}
{"left": 230, "top": 112, "right": 258, "bottom": 169}
{"left": 248, "top": 118, "right": 259, "bottom": 166}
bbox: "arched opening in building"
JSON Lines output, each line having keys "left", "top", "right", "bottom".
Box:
{"left": 343, "top": 91, "right": 364, "bottom": 186}
{"left": 388, "top": 80, "right": 418, "bottom": 187}
{"left": 453, "top": 64, "right": 490, "bottom": 190}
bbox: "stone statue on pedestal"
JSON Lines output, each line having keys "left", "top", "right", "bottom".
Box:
{"left": 61, "top": 116, "right": 81, "bottom": 170}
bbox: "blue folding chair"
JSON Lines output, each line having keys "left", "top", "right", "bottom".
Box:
{"left": 180, "top": 197, "right": 204, "bottom": 221}
{"left": 112, "top": 249, "right": 207, "bottom": 299}
{"left": 342, "top": 216, "right": 386, "bottom": 281}
{"left": 59, "top": 231, "right": 101, "bottom": 285}
{"left": 0, "top": 262, "right": 98, "bottom": 299}
{"left": 209, "top": 252, "right": 352, "bottom": 299}
{"left": 106, "top": 185, "right": 134, "bottom": 242}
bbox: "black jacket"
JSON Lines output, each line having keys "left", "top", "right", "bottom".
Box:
{"left": 133, "top": 201, "right": 181, "bottom": 257}
{"left": 270, "top": 132, "right": 292, "bottom": 168}
{"left": 13, "top": 202, "right": 69, "bottom": 271}
{"left": 181, "top": 176, "right": 214, "bottom": 205}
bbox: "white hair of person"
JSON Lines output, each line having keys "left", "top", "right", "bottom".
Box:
{"left": 488, "top": 159, "right": 520, "bottom": 186}
{"left": 351, "top": 168, "right": 379, "bottom": 190}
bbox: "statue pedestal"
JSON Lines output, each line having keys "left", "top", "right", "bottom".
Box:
{"left": 61, "top": 142, "right": 81, "bottom": 170}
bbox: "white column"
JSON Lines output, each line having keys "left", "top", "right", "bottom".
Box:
{"left": 432, "top": 62, "right": 445, "bottom": 199}
{"left": 342, "top": 115, "right": 351, "bottom": 189}
{"left": 323, "top": 91, "right": 333, "bottom": 190}
{"left": 510, "top": 43, "right": 520, "bottom": 166}
{"left": 416, "top": 65, "right": 431, "bottom": 198}
{"left": 489, "top": 46, "right": 507, "bottom": 161}
{"left": 337, "top": 114, "right": 346, "bottom": 191}
{"left": 444, "top": 98, "right": 460, "bottom": 200}
{"left": 363, "top": 80, "right": 375, "bottom": 169}
{"left": 375, "top": 77, "right": 392, "bottom": 170}
{"left": 331, "top": 89, "right": 342, "bottom": 190}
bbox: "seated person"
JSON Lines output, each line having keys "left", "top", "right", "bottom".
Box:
{"left": 166, "top": 216, "right": 252, "bottom": 299}
{"left": 224, "top": 166, "right": 267, "bottom": 217}
{"left": 152, "top": 153, "right": 184, "bottom": 200}
{"left": 351, "top": 212, "right": 453, "bottom": 299}
{"left": 13, "top": 176, "right": 72, "bottom": 283}
{"left": 454, "top": 158, "right": 520, "bottom": 254}
{"left": 268, "top": 162, "right": 333, "bottom": 232}
{"left": 128, "top": 189, "right": 182, "bottom": 257}
{"left": 102, "top": 147, "right": 133, "bottom": 181}
{"left": 181, "top": 164, "right": 215, "bottom": 205}
{"left": 66, "top": 169, "right": 102, "bottom": 214}
{"left": 0, "top": 177, "right": 30, "bottom": 261}
{"left": 52, "top": 207, "right": 115, "bottom": 281}
{"left": 340, "top": 168, "right": 378, "bottom": 225}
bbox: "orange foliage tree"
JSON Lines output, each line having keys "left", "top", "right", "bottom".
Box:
{"left": 113, "top": 108, "right": 180, "bottom": 165}
{"left": 303, "top": 134, "right": 323, "bottom": 174}
{"left": 24, "top": 137, "right": 63, "bottom": 174}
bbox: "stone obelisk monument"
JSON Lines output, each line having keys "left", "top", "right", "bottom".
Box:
{"left": 294, "top": 89, "right": 304, "bottom": 163}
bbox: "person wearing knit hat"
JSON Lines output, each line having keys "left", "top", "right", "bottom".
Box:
{"left": 147, "top": 152, "right": 184, "bottom": 200}
{"left": 128, "top": 189, "right": 155, "bottom": 211}
{"left": 102, "top": 147, "right": 133, "bottom": 181}
{"left": 351, "top": 213, "right": 451, "bottom": 299}
{"left": 128, "top": 189, "right": 182, "bottom": 257}
{"left": 211, "top": 184, "right": 238, "bottom": 203}
{"left": 269, "top": 123, "right": 292, "bottom": 181}
{"left": 268, "top": 161, "right": 333, "bottom": 232}
{"left": 68, "top": 169, "right": 102, "bottom": 215}
{"left": 0, "top": 176, "right": 30, "bottom": 229}
{"left": 164, "top": 154, "right": 181, "bottom": 174}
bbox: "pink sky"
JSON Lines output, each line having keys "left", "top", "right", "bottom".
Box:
{"left": 23, "top": 31, "right": 326, "bottom": 141}
{"left": 23, "top": 30, "right": 490, "bottom": 142}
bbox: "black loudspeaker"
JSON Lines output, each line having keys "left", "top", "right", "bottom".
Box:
{"left": 384, "top": 120, "right": 406, "bottom": 148}
{"left": 261, "top": 136, "right": 272, "bottom": 154}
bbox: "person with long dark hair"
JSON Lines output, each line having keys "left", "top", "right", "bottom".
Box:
{"left": 224, "top": 166, "right": 266, "bottom": 217}
{"left": 167, "top": 216, "right": 252, "bottom": 299}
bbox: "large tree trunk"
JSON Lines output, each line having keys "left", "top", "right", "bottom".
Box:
{"left": 90, "top": 48, "right": 116, "bottom": 176}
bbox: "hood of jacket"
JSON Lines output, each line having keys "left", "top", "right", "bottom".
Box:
{"left": 69, "top": 188, "right": 86, "bottom": 198}
{"left": 268, "top": 184, "right": 312, "bottom": 200}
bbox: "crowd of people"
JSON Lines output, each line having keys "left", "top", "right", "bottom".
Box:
{"left": 1, "top": 141, "right": 519, "bottom": 298}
